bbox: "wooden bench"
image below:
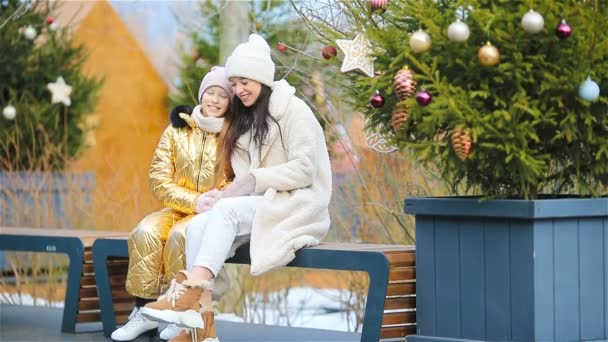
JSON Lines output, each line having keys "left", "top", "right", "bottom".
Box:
{"left": 92, "top": 237, "right": 416, "bottom": 341}
{"left": 0, "top": 227, "right": 130, "bottom": 333}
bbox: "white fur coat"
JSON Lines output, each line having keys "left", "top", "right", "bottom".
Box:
{"left": 230, "top": 80, "right": 332, "bottom": 275}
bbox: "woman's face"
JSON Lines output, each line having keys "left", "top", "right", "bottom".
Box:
{"left": 229, "top": 77, "right": 262, "bottom": 107}
{"left": 200, "top": 86, "right": 230, "bottom": 118}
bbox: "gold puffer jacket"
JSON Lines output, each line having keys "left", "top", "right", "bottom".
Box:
{"left": 126, "top": 106, "right": 230, "bottom": 299}
{"left": 150, "top": 112, "right": 225, "bottom": 214}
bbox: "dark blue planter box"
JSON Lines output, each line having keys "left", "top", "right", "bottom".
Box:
{"left": 404, "top": 197, "right": 608, "bottom": 342}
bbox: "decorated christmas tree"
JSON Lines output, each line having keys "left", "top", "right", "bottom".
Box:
{"left": 0, "top": 0, "right": 102, "bottom": 171}
{"left": 296, "top": 0, "right": 608, "bottom": 199}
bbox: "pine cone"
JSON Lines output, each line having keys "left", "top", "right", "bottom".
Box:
{"left": 451, "top": 127, "right": 473, "bottom": 160}
{"left": 393, "top": 67, "right": 417, "bottom": 99}
{"left": 311, "top": 71, "right": 326, "bottom": 107}
{"left": 391, "top": 106, "right": 408, "bottom": 133}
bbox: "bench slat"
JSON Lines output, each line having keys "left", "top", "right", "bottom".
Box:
{"left": 82, "top": 263, "right": 94, "bottom": 274}
{"left": 389, "top": 267, "right": 415, "bottom": 281}
{"left": 386, "top": 282, "right": 416, "bottom": 296}
{"left": 76, "top": 311, "right": 101, "bottom": 323}
{"left": 78, "top": 300, "right": 100, "bottom": 311}
{"left": 116, "top": 314, "right": 130, "bottom": 325}
{"left": 380, "top": 325, "right": 416, "bottom": 338}
{"left": 114, "top": 301, "right": 136, "bottom": 312}
{"left": 79, "top": 287, "right": 98, "bottom": 299}
{"left": 382, "top": 311, "right": 416, "bottom": 325}
{"left": 385, "top": 251, "right": 415, "bottom": 267}
{"left": 84, "top": 249, "right": 93, "bottom": 262}
{"left": 384, "top": 296, "right": 416, "bottom": 310}
{"left": 82, "top": 274, "right": 126, "bottom": 287}
{"left": 112, "top": 288, "right": 133, "bottom": 300}
{"left": 83, "top": 262, "right": 127, "bottom": 275}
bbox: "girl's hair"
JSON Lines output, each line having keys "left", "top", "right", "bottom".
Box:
{"left": 219, "top": 84, "right": 284, "bottom": 166}
{"left": 214, "top": 120, "right": 235, "bottom": 187}
{"left": 212, "top": 102, "right": 234, "bottom": 187}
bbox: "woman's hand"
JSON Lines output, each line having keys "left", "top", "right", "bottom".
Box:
{"left": 195, "top": 189, "right": 222, "bottom": 213}
{"left": 221, "top": 174, "right": 256, "bottom": 198}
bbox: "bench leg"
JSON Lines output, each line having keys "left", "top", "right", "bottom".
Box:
{"left": 360, "top": 254, "right": 391, "bottom": 342}
{"left": 288, "top": 248, "right": 392, "bottom": 342}
{"left": 93, "top": 239, "right": 129, "bottom": 338}
{"left": 61, "top": 241, "right": 85, "bottom": 333}
{"left": 0, "top": 235, "right": 84, "bottom": 333}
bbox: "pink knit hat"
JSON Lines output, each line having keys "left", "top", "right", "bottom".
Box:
{"left": 197, "top": 66, "right": 234, "bottom": 102}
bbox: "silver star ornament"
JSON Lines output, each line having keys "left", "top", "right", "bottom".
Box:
{"left": 47, "top": 76, "right": 73, "bottom": 106}
{"left": 336, "top": 33, "right": 375, "bottom": 78}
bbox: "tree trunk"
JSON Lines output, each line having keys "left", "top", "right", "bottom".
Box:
{"left": 219, "top": 0, "right": 250, "bottom": 65}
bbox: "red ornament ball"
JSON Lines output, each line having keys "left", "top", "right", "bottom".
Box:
{"left": 555, "top": 20, "right": 572, "bottom": 39}
{"left": 416, "top": 90, "right": 432, "bottom": 106}
{"left": 370, "top": 91, "right": 385, "bottom": 108}
{"left": 277, "top": 43, "right": 287, "bottom": 52}
{"left": 369, "top": 0, "right": 389, "bottom": 11}
{"left": 321, "top": 45, "right": 337, "bottom": 59}
{"left": 46, "top": 16, "right": 54, "bottom": 25}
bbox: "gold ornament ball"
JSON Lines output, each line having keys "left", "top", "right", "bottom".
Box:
{"left": 478, "top": 42, "right": 500, "bottom": 66}
{"left": 409, "top": 30, "right": 432, "bottom": 53}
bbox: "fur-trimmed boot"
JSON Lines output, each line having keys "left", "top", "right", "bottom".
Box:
{"left": 168, "top": 298, "right": 219, "bottom": 342}
{"left": 140, "top": 270, "right": 212, "bottom": 329}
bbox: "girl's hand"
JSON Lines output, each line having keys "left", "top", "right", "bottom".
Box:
{"left": 195, "top": 189, "right": 222, "bottom": 213}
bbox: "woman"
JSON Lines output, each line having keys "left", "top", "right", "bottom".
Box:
{"left": 140, "top": 34, "right": 333, "bottom": 342}
{"left": 111, "top": 67, "right": 233, "bottom": 342}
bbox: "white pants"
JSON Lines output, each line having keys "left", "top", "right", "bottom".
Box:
{"left": 185, "top": 196, "right": 261, "bottom": 277}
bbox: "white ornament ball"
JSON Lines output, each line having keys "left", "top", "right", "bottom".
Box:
{"left": 23, "top": 25, "right": 37, "bottom": 40}
{"left": 3, "top": 105, "right": 16, "bottom": 120}
{"left": 447, "top": 19, "right": 470, "bottom": 42}
{"left": 49, "top": 21, "right": 58, "bottom": 32}
{"left": 521, "top": 9, "right": 544, "bottom": 34}
{"left": 409, "top": 29, "right": 432, "bottom": 53}
{"left": 578, "top": 76, "right": 600, "bottom": 102}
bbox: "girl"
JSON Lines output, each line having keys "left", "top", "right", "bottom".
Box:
{"left": 140, "top": 34, "right": 333, "bottom": 342}
{"left": 111, "top": 67, "right": 233, "bottom": 342}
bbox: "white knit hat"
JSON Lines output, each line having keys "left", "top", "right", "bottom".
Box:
{"left": 225, "top": 34, "right": 275, "bottom": 87}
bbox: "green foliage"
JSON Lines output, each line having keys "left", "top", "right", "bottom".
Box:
{"left": 169, "top": 0, "right": 220, "bottom": 106}
{"left": 315, "top": 0, "right": 608, "bottom": 199}
{"left": 0, "top": 0, "right": 102, "bottom": 171}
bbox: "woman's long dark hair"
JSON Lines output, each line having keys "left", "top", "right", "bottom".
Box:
{"left": 219, "top": 85, "right": 284, "bottom": 165}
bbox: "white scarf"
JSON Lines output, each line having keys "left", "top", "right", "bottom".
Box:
{"left": 192, "top": 105, "right": 224, "bottom": 133}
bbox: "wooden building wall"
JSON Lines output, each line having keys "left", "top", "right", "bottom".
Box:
{"left": 66, "top": 1, "right": 168, "bottom": 230}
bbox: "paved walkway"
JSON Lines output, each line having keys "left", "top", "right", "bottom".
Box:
{"left": 0, "top": 305, "right": 361, "bottom": 342}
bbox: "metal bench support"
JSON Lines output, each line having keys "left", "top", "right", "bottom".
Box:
{"left": 0, "top": 234, "right": 84, "bottom": 333}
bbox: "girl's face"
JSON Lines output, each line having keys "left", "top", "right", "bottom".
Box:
{"left": 229, "top": 77, "right": 262, "bottom": 107}
{"left": 200, "top": 86, "right": 230, "bottom": 118}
